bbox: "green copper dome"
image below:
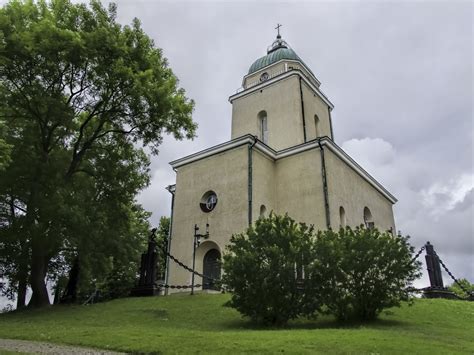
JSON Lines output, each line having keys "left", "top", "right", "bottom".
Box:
{"left": 248, "top": 35, "right": 315, "bottom": 77}
{"left": 248, "top": 46, "right": 301, "bottom": 74}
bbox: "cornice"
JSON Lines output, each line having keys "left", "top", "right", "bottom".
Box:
{"left": 242, "top": 59, "right": 321, "bottom": 87}
{"left": 229, "top": 69, "right": 334, "bottom": 110}
{"left": 169, "top": 135, "right": 397, "bottom": 204}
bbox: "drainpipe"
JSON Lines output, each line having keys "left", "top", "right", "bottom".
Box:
{"left": 299, "top": 77, "right": 307, "bottom": 143}
{"left": 328, "top": 107, "right": 335, "bottom": 142}
{"left": 164, "top": 184, "right": 176, "bottom": 295}
{"left": 318, "top": 140, "right": 331, "bottom": 229}
{"left": 248, "top": 136, "right": 257, "bottom": 226}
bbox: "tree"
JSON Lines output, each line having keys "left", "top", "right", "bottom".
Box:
{"left": 155, "top": 216, "right": 170, "bottom": 280}
{"left": 0, "top": 0, "right": 196, "bottom": 307}
{"left": 0, "top": 120, "right": 11, "bottom": 171}
{"left": 222, "top": 213, "right": 316, "bottom": 326}
{"left": 307, "top": 227, "right": 421, "bottom": 321}
{"left": 447, "top": 279, "right": 474, "bottom": 299}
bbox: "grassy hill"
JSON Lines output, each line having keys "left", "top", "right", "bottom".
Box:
{"left": 0, "top": 293, "right": 472, "bottom": 354}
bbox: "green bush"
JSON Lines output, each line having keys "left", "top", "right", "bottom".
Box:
{"left": 448, "top": 279, "right": 474, "bottom": 299}
{"left": 223, "top": 214, "right": 421, "bottom": 324}
{"left": 222, "top": 213, "right": 316, "bottom": 326}
{"left": 307, "top": 227, "right": 421, "bottom": 321}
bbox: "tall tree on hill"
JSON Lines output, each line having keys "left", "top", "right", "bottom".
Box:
{"left": 0, "top": 0, "right": 196, "bottom": 307}
{"left": 0, "top": 120, "right": 11, "bottom": 171}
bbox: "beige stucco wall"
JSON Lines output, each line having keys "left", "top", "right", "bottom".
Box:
{"left": 324, "top": 148, "right": 396, "bottom": 232}
{"left": 231, "top": 75, "right": 305, "bottom": 151}
{"left": 232, "top": 75, "right": 332, "bottom": 151}
{"left": 301, "top": 81, "right": 332, "bottom": 140}
{"left": 251, "top": 149, "right": 276, "bottom": 221}
{"left": 275, "top": 148, "right": 327, "bottom": 228}
{"left": 168, "top": 145, "right": 249, "bottom": 291}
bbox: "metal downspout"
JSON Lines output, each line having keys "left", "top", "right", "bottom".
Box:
{"left": 328, "top": 107, "right": 335, "bottom": 141}
{"left": 248, "top": 136, "right": 257, "bottom": 226}
{"left": 299, "top": 77, "right": 307, "bottom": 143}
{"left": 318, "top": 140, "right": 331, "bottom": 229}
{"left": 164, "top": 184, "right": 176, "bottom": 295}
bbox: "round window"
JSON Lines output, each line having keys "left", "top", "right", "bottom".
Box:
{"left": 200, "top": 191, "right": 218, "bottom": 213}
{"left": 259, "top": 72, "right": 269, "bottom": 82}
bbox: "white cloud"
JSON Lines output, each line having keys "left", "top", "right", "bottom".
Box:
{"left": 342, "top": 137, "right": 396, "bottom": 166}
{"left": 421, "top": 174, "right": 474, "bottom": 218}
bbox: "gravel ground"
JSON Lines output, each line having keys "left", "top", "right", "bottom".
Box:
{"left": 0, "top": 339, "right": 126, "bottom": 354}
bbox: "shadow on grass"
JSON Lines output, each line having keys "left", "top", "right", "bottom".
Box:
{"left": 218, "top": 314, "right": 409, "bottom": 331}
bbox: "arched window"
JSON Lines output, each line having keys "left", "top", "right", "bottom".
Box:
{"left": 258, "top": 111, "right": 268, "bottom": 144}
{"left": 314, "top": 114, "right": 320, "bottom": 138}
{"left": 339, "top": 206, "right": 346, "bottom": 228}
{"left": 259, "top": 205, "right": 267, "bottom": 218}
{"left": 363, "top": 207, "right": 374, "bottom": 229}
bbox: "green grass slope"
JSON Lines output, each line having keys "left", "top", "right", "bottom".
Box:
{"left": 0, "top": 293, "right": 473, "bottom": 354}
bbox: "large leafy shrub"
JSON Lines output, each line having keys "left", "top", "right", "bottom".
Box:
{"left": 307, "top": 227, "right": 421, "bottom": 321}
{"left": 223, "top": 214, "right": 421, "bottom": 324}
{"left": 222, "top": 213, "right": 316, "bottom": 326}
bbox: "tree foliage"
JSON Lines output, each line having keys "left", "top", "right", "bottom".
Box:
{"left": 155, "top": 216, "right": 170, "bottom": 280}
{"left": 0, "top": 0, "right": 196, "bottom": 307}
{"left": 447, "top": 279, "right": 474, "bottom": 299}
{"left": 0, "top": 119, "right": 11, "bottom": 170}
{"left": 222, "top": 213, "right": 315, "bottom": 326}
{"left": 223, "top": 214, "right": 421, "bottom": 325}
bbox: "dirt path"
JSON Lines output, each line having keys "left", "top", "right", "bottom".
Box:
{"left": 0, "top": 338, "right": 126, "bottom": 354}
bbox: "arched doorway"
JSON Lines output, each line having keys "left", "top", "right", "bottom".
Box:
{"left": 203, "top": 249, "right": 221, "bottom": 290}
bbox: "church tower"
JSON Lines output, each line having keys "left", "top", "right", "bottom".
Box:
{"left": 229, "top": 29, "right": 335, "bottom": 151}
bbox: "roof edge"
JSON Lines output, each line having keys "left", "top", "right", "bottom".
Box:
{"left": 169, "top": 135, "right": 397, "bottom": 204}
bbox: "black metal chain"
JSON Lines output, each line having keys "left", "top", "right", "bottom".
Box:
{"left": 433, "top": 250, "right": 472, "bottom": 297}
{"left": 159, "top": 240, "right": 222, "bottom": 290}
{"left": 156, "top": 283, "right": 213, "bottom": 290}
{"left": 166, "top": 251, "right": 209, "bottom": 279}
{"left": 410, "top": 245, "right": 426, "bottom": 264}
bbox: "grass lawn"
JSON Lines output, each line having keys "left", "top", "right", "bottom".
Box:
{"left": 0, "top": 293, "right": 473, "bottom": 354}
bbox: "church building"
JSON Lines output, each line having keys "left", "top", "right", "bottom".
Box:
{"left": 165, "top": 31, "right": 397, "bottom": 291}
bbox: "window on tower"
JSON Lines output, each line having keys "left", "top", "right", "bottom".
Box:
{"left": 314, "top": 114, "right": 320, "bottom": 138}
{"left": 339, "top": 206, "right": 346, "bottom": 228}
{"left": 258, "top": 110, "right": 268, "bottom": 144}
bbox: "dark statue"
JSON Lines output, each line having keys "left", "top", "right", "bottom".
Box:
{"left": 423, "top": 241, "right": 457, "bottom": 299}
{"left": 131, "top": 228, "right": 162, "bottom": 296}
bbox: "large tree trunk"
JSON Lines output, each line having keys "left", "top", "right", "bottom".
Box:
{"left": 61, "top": 257, "right": 80, "bottom": 303}
{"left": 28, "top": 242, "right": 50, "bottom": 308}
{"left": 16, "top": 240, "right": 30, "bottom": 309}
{"left": 16, "top": 269, "right": 28, "bottom": 309}
{"left": 9, "top": 197, "right": 28, "bottom": 309}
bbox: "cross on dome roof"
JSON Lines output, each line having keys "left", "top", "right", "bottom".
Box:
{"left": 268, "top": 23, "right": 288, "bottom": 54}
{"left": 247, "top": 27, "right": 316, "bottom": 79}
{"left": 275, "top": 23, "right": 282, "bottom": 38}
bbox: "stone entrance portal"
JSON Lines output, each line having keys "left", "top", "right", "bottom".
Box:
{"left": 203, "top": 249, "right": 221, "bottom": 290}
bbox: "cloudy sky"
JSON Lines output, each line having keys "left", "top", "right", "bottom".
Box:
{"left": 110, "top": 0, "right": 473, "bottom": 287}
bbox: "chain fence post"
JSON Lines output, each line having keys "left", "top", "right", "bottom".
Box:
{"left": 425, "top": 241, "right": 444, "bottom": 288}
